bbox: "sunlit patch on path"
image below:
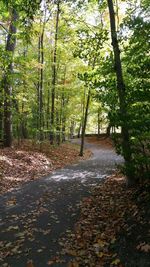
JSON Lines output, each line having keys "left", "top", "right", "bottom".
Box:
{"left": 0, "top": 139, "right": 123, "bottom": 267}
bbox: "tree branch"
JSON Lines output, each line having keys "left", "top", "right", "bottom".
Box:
{"left": 0, "top": 22, "right": 8, "bottom": 33}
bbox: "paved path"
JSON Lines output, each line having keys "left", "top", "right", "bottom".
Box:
{"left": 0, "top": 139, "right": 122, "bottom": 267}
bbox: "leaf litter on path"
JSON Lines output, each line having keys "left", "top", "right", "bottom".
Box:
{"left": 62, "top": 175, "right": 150, "bottom": 267}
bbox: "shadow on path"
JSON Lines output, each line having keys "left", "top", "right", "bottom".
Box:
{"left": 0, "top": 139, "right": 123, "bottom": 267}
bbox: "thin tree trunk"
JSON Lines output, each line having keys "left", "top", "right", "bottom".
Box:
{"left": 37, "top": 36, "right": 41, "bottom": 132}
{"left": 47, "top": 82, "right": 50, "bottom": 130}
{"left": 20, "top": 48, "right": 28, "bottom": 139}
{"left": 98, "top": 108, "right": 101, "bottom": 137}
{"left": 61, "top": 92, "right": 65, "bottom": 142}
{"left": 106, "top": 123, "right": 111, "bottom": 137}
{"left": 61, "top": 66, "right": 67, "bottom": 142}
{"left": 39, "top": 30, "right": 44, "bottom": 140}
{"left": 3, "top": 8, "right": 18, "bottom": 147}
{"left": 37, "top": 18, "right": 46, "bottom": 141}
{"left": 79, "top": 89, "right": 91, "bottom": 156}
{"left": 79, "top": 31, "right": 102, "bottom": 156}
{"left": 0, "top": 87, "right": 3, "bottom": 140}
{"left": 50, "top": 0, "right": 60, "bottom": 144}
{"left": 77, "top": 122, "right": 81, "bottom": 138}
{"left": 107, "top": 0, "right": 134, "bottom": 183}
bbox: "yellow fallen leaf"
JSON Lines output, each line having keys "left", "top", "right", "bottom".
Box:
{"left": 47, "top": 260, "right": 54, "bottom": 266}
{"left": 98, "top": 252, "right": 104, "bottom": 258}
{"left": 111, "top": 258, "right": 120, "bottom": 265}
{"left": 67, "top": 261, "right": 79, "bottom": 267}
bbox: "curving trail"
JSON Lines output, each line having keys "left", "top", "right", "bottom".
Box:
{"left": 0, "top": 138, "right": 123, "bottom": 267}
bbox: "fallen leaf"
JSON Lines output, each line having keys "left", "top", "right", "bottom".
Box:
{"left": 26, "top": 260, "right": 35, "bottom": 267}
{"left": 137, "top": 243, "right": 150, "bottom": 252}
{"left": 111, "top": 258, "right": 120, "bottom": 265}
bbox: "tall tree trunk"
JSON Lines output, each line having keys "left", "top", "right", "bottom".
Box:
{"left": 79, "top": 89, "right": 91, "bottom": 156}
{"left": 37, "top": 21, "right": 45, "bottom": 140}
{"left": 37, "top": 36, "right": 41, "bottom": 131}
{"left": 0, "top": 87, "right": 3, "bottom": 140}
{"left": 107, "top": 0, "right": 134, "bottom": 183}
{"left": 50, "top": 0, "right": 60, "bottom": 144}
{"left": 3, "top": 8, "right": 18, "bottom": 147}
{"left": 61, "top": 66, "right": 67, "bottom": 142}
{"left": 39, "top": 30, "right": 44, "bottom": 140}
{"left": 61, "top": 92, "right": 65, "bottom": 142}
{"left": 21, "top": 48, "right": 28, "bottom": 140}
{"left": 79, "top": 34, "right": 101, "bottom": 156}
{"left": 47, "top": 82, "right": 50, "bottom": 130}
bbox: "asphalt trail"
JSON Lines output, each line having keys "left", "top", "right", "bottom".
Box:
{"left": 0, "top": 139, "right": 122, "bottom": 267}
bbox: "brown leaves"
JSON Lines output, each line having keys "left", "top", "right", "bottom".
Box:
{"left": 67, "top": 261, "right": 79, "bottom": 267}
{"left": 63, "top": 175, "right": 150, "bottom": 266}
{"left": 61, "top": 177, "right": 127, "bottom": 266}
{"left": 136, "top": 243, "right": 150, "bottom": 252}
{"left": 47, "top": 256, "right": 65, "bottom": 265}
{"left": 0, "top": 141, "right": 91, "bottom": 195}
{"left": 26, "top": 260, "right": 35, "bottom": 267}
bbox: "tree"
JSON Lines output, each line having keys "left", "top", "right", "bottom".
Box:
{"left": 107, "top": 0, "right": 134, "bottom": 184}
{"left": 0, "top": 0, "right": 42, "bottom": 146}
{"left": 3, "top": 8, "right": 18, "bottom": 147}
{"left": 50, "top": 0, "right": 60, "bottom": 144}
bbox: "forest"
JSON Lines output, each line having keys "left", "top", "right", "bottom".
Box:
{"left": 0, "top": 0, "right": 150, "bottom": 266}
{"left": 0, "top": 0, "right": 149, "bottom": 183}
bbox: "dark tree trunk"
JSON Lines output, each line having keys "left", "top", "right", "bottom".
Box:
{"left": 107, "top": 0, "right": 134, "bottom": 183}
{"left": 61, "top": 93, "right": 66, "bottom": 142}
{"left": 39, "top": 30, "right": 44, "bottom": 140}
{"left": 47, "top": 82, "right": 50, "bottom": 130}
{"left": 79, "top": 89, "right": 91, "bottom": 156}
{"left": 56, "top": 108, "right": 61, "bottom": 145}
{"left": 0, "top": 87, "right": 3, "bottom": 140}
{"left": 20, "top": 48, "right": 28, "bottom": 140}
{"left": 98, "top": 108, "right": 101, "bottom": 137}
{"left": 77, "top": 123, "right": 81, "bottom": 138}
{"left": 37, "top": 19, "right": 45, "bottom": 141}
{"left": 79, "top": 34, "right": 101, "bottom": 156}
{"left": 37, "top": 36, "right": 41, "bottom": 131}
{"left": 50, "top": 0, "right": 60, "bottom": 144}
{"left": 61, "top": 66, "right": 67, "bottom": 142}
{"left": 3, "top": 8, "right": 18, "bottom": 147}
{"left": 106, "top": 123, "right": 111, "bottom": 137}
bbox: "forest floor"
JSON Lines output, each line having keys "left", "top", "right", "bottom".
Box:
{"left": 0, "top": 137, "right": 150, "bottom": 267}
{"left": 0, "top": 140, "right": 91, "bottom": 195}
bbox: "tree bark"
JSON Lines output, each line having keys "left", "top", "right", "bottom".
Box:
{"left": 77, "top": 122, "right": 81, "bottom": 138}
{"left": 107, "top": 0, "right": 134, "bottom": 182}
{"left": 79, "top": 89, "right": 91, "bottom": 156}
{"left": 0, "top": 87, "right": 3, "bottom": 140}
{"left": 106, "top": 123, "right": 111, "bottom": 137}
{"left": 98, "top": 107, "right": 101, "bottom": 137}
{"left": 37, "top": 15, "right": 46, "bottom": 141}
{"left": 3, "top": 8, "right": 18, "bottom": 147}
{"left": 39, "top": 30, "right": 44, "bottom": 140}
{"left": 50, "top": 0, "right": 60, "bottom": 144}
